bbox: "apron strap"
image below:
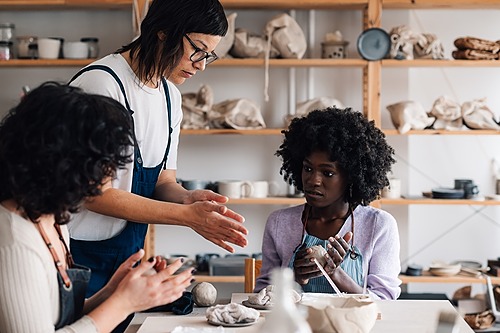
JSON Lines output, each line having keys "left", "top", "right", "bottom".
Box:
{"left": 160, "top": 77, "right": 173, "bottom": 170}
{"left": 69, "top": 64, "right": 133, "bottom": 114}
{"left": 68, "top": 64, "right": 141, "bottom": 164}
{"left": 35, "top": 223, "right": 72, "bottom": 288}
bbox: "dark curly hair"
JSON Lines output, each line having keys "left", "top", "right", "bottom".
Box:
{"left": 276, "top": 107, "right": 395, "bottom": 206}
{"left": 0, "top": 82, "right": 134, "bottom": 225}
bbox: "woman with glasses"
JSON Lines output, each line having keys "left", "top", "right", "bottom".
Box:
{"left": 68, "top": 0, "right": 247, "bottom": 327}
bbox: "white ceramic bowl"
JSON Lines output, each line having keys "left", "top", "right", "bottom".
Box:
{"left": 63, "top": 41, "right": 88, "bottom": 59}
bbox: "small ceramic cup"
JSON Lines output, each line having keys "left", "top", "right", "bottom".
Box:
{"left": 217, "top": 180, "right": 253, "bottom": 198}
{"left": 38, "top": 38, "right": 61, "bottom": 59}
{"left": 382, "top": 178, "right": 401, "bottom": 199}
{"left": 249, "top": 180, "right": 280, "bottom": 198}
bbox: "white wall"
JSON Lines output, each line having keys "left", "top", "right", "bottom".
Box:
{"left": 2, "top": 6, "right": 500, "bottom": 298}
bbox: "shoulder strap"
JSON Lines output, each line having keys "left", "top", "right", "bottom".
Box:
{"left": 160, "top": 77, "right": 173, "bottom": 169}
{"left": 68, "top": 64, "right": 133, "bottom": 115}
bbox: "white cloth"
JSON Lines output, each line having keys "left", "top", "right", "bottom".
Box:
{"left": 0, "top": 205, "right": 98, "bottom": 333}
{"left": 68, "top": 54, "right": 182, "bottom": 241}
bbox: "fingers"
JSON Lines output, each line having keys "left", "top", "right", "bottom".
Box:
{"left": 204, "top": 191, "right": 229, "bottom": 204}
{"left": 220, "top": 206, "right": 245, "bottom": 224}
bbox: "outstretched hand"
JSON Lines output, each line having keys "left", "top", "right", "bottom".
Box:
{"left": 187, "top": 199, "right": 248, "bottom": 253}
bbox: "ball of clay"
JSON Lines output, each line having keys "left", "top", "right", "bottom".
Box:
{"left": 306, "top": 245, "right": 327, "bottom": 267}
{"left": 192, "top": 282, "right": 217, "bottom": 307}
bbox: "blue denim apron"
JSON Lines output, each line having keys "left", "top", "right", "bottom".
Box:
{"left": 289, "top": 205, "right": 364, "bottom": 294}
{"left": 36, "top": 223, "right": 91, "bottom": 329}
{"left": 68, "top": 66, "right": 172, "bottom": 298}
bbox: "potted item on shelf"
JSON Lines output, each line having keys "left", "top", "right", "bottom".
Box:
{"left": 321, "top": 30, "right": 349, "bottom": 59}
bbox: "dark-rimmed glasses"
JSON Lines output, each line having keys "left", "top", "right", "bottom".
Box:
{"left": 184, "top": 34, "right": 218, "bottom": 65}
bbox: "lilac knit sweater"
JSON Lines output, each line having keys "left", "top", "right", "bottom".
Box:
{"left": 255, "top": 204, "right": 401, "bottom": 300}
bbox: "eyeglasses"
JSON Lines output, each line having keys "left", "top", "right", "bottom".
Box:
{"left": 184, "top": 34, "right": 218, "bottom": 65}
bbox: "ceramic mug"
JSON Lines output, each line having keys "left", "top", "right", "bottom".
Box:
{"left": 382, "top": 178, "right": 401, "bottom": 199}
{"left": 249, "top": 180, "right": 280, "bottom": 198}
{"left": 217, "top": 180, "right": 253, "bottom": 198}
{"left": 38, "top": 38, "right": 61, "bottom": 59}
{"left": 454, "top": 179, "right": 479, "bottom": 199}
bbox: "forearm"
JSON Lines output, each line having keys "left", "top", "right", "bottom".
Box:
{"left": 83, "top": 285, "right": 113, "bottom": 315}
{"left": 84, "top": 188, "right": 191, "bottom": 227}
{"left": 154, "top": 178, "right": 189, "bottom": 203}
{"left": 86, "top": 294, "right": 130, "bottom": 333}
{"left": 330, "top": 268, "right": 363, "bottom": 294}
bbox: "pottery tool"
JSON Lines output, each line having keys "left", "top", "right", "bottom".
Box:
{"left": 313, "top": 258, "right": 345, "bottom": 297}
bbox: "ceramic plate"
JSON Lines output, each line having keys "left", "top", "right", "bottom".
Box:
{"left": 207, "top": 319, "right": 257, "bottom": 327}
{"left": 431, "top": 187, "right": 464, "bottom": 199}
{"left": 241, "top": 300, "right": 271, "bottom": 310}
{"left": 357, "top": 28, "right": 391, "bottom": 60}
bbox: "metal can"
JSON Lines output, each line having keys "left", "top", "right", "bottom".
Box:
{"left": 0, "top": 22, "right": 15, "bottom": 41}
{"left": 0, "top": 41, "right": 13, "bottom": 60}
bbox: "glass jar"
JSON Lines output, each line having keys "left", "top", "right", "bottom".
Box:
{"left": 0, "top": 41, "right": 13, "bottom": 60}
{"left": 17, "top": 36, "right": 38, "bottom": 59}
{"left": 0, "top": 23, "right": 15, "bottom": 42}
{"left": 80, "top": 37, "right": 99, "bottom": 58}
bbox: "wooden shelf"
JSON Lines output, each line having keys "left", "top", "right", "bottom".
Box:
{"left": 0, "top": 0, "right": 132, "bottom": 9}
{"left": 383, "top": 129, "right": 500, "bottom": 136}
{"left": 383, "top": 0, "right": 500, "bottom": 9}
{"left": 400, "top": 273, "right": 500, "bottom": 284}
{"left": 378, "top": 198, "right": 500, "bottom": 206}
{"left": 0, "top": 59, "right": 93, "bottom": 67}
{"left": 181, "top": 128, "right": 284, "bottom": 136}
{"left": 0, "top": 0, "right": 370, "bottom": 10}
{"left": 382, "top": 59, "right": 500, "bottom": 68}
{"left": 227, "top": 197, "right": 305, "bottom": 205}
{"left": 221, "top": 0, "right": 369, "bottom": 9}
{"left": 194, "top": 275, "right": 244, "bottom": 283}
{"left": 0, "top": 58, "right": 366, "bottom": 68}
{"left": 211, "top": 58, "right": 367, "bottom": 68}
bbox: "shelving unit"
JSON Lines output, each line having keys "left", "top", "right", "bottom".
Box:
{"left": 3, "top": 0, "right": 499, "bottom": 287}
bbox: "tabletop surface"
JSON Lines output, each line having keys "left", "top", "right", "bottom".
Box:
{"left": 125, "top": 293, "right": 475, "bottom": 333}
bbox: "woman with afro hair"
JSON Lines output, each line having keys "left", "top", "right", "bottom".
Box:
{"left": 255, "top": 107, "right": 401, "bottom": 300}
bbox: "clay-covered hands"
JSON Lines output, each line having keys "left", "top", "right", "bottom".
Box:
{"left": 293, "top": 232, "right": 353, "bottom": 285}
{"left": 183, "top": 189, "right": 248, "bottom": 253}
{"left": 109, "top": 250, "right": 193, "bottom": 313}
{"left": 325, "top": 232, "right": 353, "bottom": 274}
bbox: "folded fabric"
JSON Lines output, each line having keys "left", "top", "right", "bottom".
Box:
{"left": 144, "top": 291, "right": 194, "bottom": 315}
{"left": 454, "top": 37, "right": 500, "bottom": 53}
{"left": 452, "top": 49, "right": 499, "bottom": 60}
{"left": 206, "top": 303, "right": 260, "bottom": 324}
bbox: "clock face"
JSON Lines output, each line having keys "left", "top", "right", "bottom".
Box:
{"left": 357, "top": 28, "right": 391, "bottom": 61}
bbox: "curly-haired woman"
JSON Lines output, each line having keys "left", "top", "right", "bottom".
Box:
{"left": 0, "top": 82, "right": 193, "bottom": 333}
{"left": 255, "top": 107, "right": 401, "bottom": 300}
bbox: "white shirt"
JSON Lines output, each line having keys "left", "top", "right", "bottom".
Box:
{"left": 68, "top": 54, "right": 182, "bottom": 241}
{"left": 0, "top": 205, "right": 98, "bottom": 332}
